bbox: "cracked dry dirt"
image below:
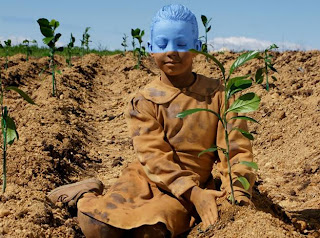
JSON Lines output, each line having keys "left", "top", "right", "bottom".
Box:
{"left": 0, "top": 51, "right": 319, "bottom": 237}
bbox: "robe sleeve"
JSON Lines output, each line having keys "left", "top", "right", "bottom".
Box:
{"left": 126, "top": 94, "right": 200, "bottom": 199}
{"left": 215, "top": 90, "right": 256, "bottom": 203}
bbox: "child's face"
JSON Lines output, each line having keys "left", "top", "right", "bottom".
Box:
{"left": 149, "top": 20, "right": 198, "bottom": 53}
{"left": 149, "top": 20, "right": 199, "bottom": 76}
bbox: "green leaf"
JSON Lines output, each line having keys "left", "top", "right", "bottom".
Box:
{"left": 255, "top": 67, "right": 264, "bottom": 84}
{"left": 5, "top": 86, "right": 35, "bottom": 104}
{"left": 37, "top": 18, "right": 53, "bottom": 37}
{"left": 267, "top": 64, "right": 277, "bottom": 72}
{"left": 198, "top": 146, "right": 218, "bottom": 157}
{"left": 230, "top": 51, "right": 260, "bottom": 75}
{"left": 227, "top": 77, "right": 252, "bottom": 98}
{"left": 268, "top": 44, "right": 279, "bottom": 50}
{"left": 230, "top": 116, "right": 260, "bottom": 124}
{"left": 42, "top": 36, "right": 54, "bottom": 45}
{"left": 264, "top": 58, "right": 271, "bottom": 63}
{"left": 6, "top": 116, "right": 19, "bottom": 145}
{"left": 227, "top": 93, "right": 260, "bottom": 113}
{"left": 271, "top": 75, "right": 277, "bottom": 81}
{"left": 49, "top": 19, "right": 59, "bottom": 29}
{"left": 232, "top": 128, "right": 254, "bottom": 140}
{"left": 201, "top": 15, "right": 208, "bottom": 25}
{"left": 37, "top": 18, "right": 50, "bottom": 27}
{"left": 237, "top": 177, "right": 250, "bottom": 190}
{"left": 189, "top": 49, "right": 225, "bottom": 76}
{"left": 240, "top": 161, "right": 258, "bottom": 170}
{"left": 176, "top": 108, "right": 221, "bottom": 122}
{"left": 206, "top": 25, "right": 211, "bottom": 33}
{"left": 54, "top": 33, "right": 62, "bottom": 43}
{"left": 56, "top": 70, "right": 62, "bottom": 74}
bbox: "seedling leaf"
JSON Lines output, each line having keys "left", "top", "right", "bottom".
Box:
{"left": 6, "top": 116, "right": 19, "bottom": 145}
{"left": 49, "top": 19, "right": 59, "bottom": 29}
{"left": 230, "top": 51, "right": 259, "bottom": 75}
{"left": 37, "top": 18, "right": 53, "bottom": 37}
{"left": 267, "top": 64, "right": 277, "bottom": 72}
{"left": 42, "top": 36, "right": 54, "bottom": 45}
{"left": 176, "top": 108, "right": 222, "bottom": 122}
{"left": 227, "top": 93, "right": 260, "bottom": 113}
{"left": 229, "top": 116, "right": 260, "bottom": 124}
{"left": 240, "top": 161, "right": 258, "bottom": 170}
{"left": 237, "top": 176, "right": 250, "bottom": 190}
{"left": 227, "top": 77, "right": 252, "bottom": 98}
{"left": 271, "top": 75, "right": 277, "bottom": 81}
{"left": 201, "top": 15, "right": 208, "bottom": 25}
{"left": 255, "top": 67, "right": 264, "bottom": 84}
{"left": 198, "top": 146, "right": 218, "bottom": 157}
{"left": 231, "top": 127, "right": 254, "bottom": 140}
{"left": 5, "top": 86, "right": 35, "bottom": 104}
{"left": 54, "top": 33, "right": 62, "bottom": 42}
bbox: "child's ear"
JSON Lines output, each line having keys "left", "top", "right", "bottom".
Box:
{"left": 147, "top": 41, "right": 153, "bottom": 52}
{"left": 194, "top": 40, "right": 202, "bottom": 51}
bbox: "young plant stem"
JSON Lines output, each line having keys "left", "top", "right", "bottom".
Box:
{"left": 50, "top": 49, "right": 56, "bottom": 96}
{"left": 0, "top": 69, "right": 7, "bottom": 193}
{"left": 2, "top": 116, "right": 7, "bottom": 193}
{"left": 138, "top": 42, "right": 142, "bottom": 68}
{"left": 222, "top": 75, "right": 235, "bottom": 205}
{"left": 5, "top": 51, "right": 8, "bottom": 70}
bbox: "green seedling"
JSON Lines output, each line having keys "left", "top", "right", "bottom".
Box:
{"left": 131, "top": 28, "right": 147, "bottom": 69}
{"left": 200, "top": 15, "right": 212, "bottom": 54}
{"left": 80, "top": 27, "right": 91, "bottom": 56}
{"left": 22, "top": 39, "right": 37, "bottom": 61}
{"left": 37, "top": 18, "right": 63, "bottom": 97}
{"left": 121, "top": 33, "right": 128, "bottom": 55}
{"left": 131, "top": 34, "right": 136, "bottom": 56}
{"left": 0, "top": 40, "right": 12, "bottom": 70}
{"left": 177, "top": 44, "right": 279, "bottom": 205}
{"left": 0, "top": 67, "right": 35, "bottom": 193}
{"left": 66, "top": 33, "right": 75, "bottom": 67}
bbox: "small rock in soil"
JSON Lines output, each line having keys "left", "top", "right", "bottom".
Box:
{"left": 0, "top": 208, "right": 11, "bottom": 218}
{"left": 112, "top": 157, "right": 124, "bottom": 167}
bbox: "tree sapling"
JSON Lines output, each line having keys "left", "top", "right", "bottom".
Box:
{"left": 177, "top": 44, "right": 279, "bottom": 205}
{"left": 22, "top": 39, "right": 37, "bottom": 61}
{"left": 131, "top": 28, "right": 147, "bottom": 69}
{"left": 121, "top": 33, "right": 128, "bottom": 55}
{"left": 0, "top": 67, "right": 35, "bottom": 193}
{"left": 200, "top": 15, "right": 212, "bottom": 54}
{"left": 37, "top": 18, "right": 63, "bottom": 97}
{"left": 0, "top": 40, "right": 12, "bottom": 70}
{"left": 80, "top": 27, "right": 91, "bottom": 57}
{"left": 66, "top": 33, "right": 75, "bottom": 67}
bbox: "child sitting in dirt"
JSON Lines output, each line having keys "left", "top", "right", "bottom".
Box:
{"left": 48, "top": 4, "right": 255, "bottom": 238}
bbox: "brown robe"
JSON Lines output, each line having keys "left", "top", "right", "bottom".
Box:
{"left": 78, "top": 74, "right": 255, "bottom": 237}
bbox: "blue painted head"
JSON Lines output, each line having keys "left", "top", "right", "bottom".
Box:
{"left": 148, "top": 4, "right": 202, "bottom": 53}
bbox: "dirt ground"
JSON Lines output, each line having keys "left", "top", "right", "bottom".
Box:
{"left": 0, "top": 50, "right": 319, "bottom": 238}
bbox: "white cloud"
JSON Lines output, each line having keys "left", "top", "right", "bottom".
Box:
{"left": 208, "top": 36, "right": 312, "bottom": 52}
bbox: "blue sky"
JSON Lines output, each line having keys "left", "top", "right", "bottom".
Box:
{"left": 1, "top": 0, "right": 319, "bottom": 51}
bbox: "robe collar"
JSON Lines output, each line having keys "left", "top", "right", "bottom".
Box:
{"left": 141, "top": 73, "right": 221, "bottom": 104}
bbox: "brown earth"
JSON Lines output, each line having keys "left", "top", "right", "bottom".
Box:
{"left": 0, "top": 50, "right": 319, "bottom": 238}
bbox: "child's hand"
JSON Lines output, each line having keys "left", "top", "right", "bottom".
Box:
{"left": 186, "top": 186, "right": 225, "bottom": 229}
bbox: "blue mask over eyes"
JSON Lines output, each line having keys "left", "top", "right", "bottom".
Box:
{"left": 148, "top": 20, "right": 202, "bottom": 53}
